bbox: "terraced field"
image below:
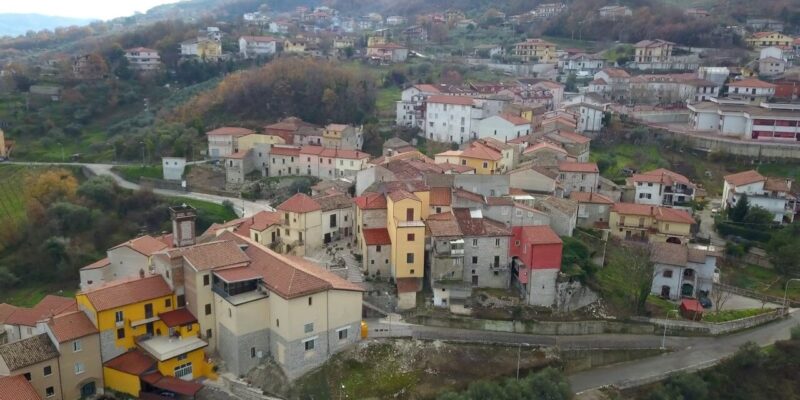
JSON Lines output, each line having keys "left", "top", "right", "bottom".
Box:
{"left": 0, "top": 165, "right": 28, "bottom": 236}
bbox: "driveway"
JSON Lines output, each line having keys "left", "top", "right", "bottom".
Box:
{"left": 696, "top": 200, "right": 725, "bottom": 247}
{"left": 7, "top": 161, "right": 274, "bottom": 217}
{"left": 721, "top": 292, "right": 780, "bottom": 310}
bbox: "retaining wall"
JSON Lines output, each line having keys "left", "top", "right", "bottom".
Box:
{"left": 635, "top": 308, "right": 785, "bottom": 335}
{"left": 413, "top": 315, "right": 655, "bottom": 335}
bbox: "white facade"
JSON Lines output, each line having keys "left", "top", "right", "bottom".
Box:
{"left": 651, "top": 250, "right": 717, "bottom": 300}
{"left": 239, "top": 36, "right": 278, "bottom": 58}
{"left": 476, "top": 115, "right": 531, "bottom": 141}
{"left": 125, "top": 48, "right": 161, "bottom": 71}
{"left": 162, "top": 157, "right": 186, "bottom": 181}
{"left": 688, "top": 101, "right": 800, "bottom": 141}
{"left": 722, "top": 177, "right": 793, "bottom": 223}
{"left": 577, "top": 104, "right": 604, "bottom": 133}
{"left": 424, "top": 100, "right": 475, "bottom": 144}
{"left": 528, "top": 269, "right": 558, "bottom": 306}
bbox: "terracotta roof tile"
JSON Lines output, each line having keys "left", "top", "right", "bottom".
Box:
{"left": 453, "top": 187, "right": 485, "bottom": 204}
{"left": 167, "top": 240, "right": 250, "bottom": 271}
{"left": 110, "top": 235, "right": 169, "bottom": 256}
{"left": 453, "top": 208, "right": 511, "bottom": 237}
{"left": 158, "top": 308, "right": 197, "bottom": 328}
{"left": 632, "top": 168, "right": 693, "bottom": 187}
{"left": 0, "top": 375, "right": 40, "bottom": 400}
{"left": 362, "top": 228, "right": 392, "bottom": 245}
{"left": 651, "top": 242, "right": 688, "bottom": 266}
{"left": 656, "top": 207, "right": 696, "bottom": 224}
{"left": 80, "top": 257, "right": 110, "bottom": 271}
{"left": 143, "top": 372, "right": 204, "bottom": 396}
{"left": 249, "top": 211, "right": 283, "bottom": 231}
{"left": 427, "top": 95, "right": 474, "bottom": 106}
{"left": 6, "top": 296, "right": 77, "bottom": 327}
{"left": 438, "top": 162, "right": 475, "bottom": 173}
{"left": 47, "top": 310, "right": 97, "bottom": 343}
{"left": 500, "top": 113, "right": 531, "bottom": 125}
{"left": 355, "top": 193, "right": 387, "bottom": 210}
{"left": 724, "top": 170, "right": 765, "bottom": 186}
{"left": 728, "top": 78, "right": 776, "bottom": 89}
{"left": 214, "top": 266, "right": 262, "bottom": 283}
{"left": 313, "top": 193, "right": 353, "bottom": 211}
{"left": 487, "top": 197, "right": 514, "bottom": 206}
{"left": 206, "top": 127, "right": 256, "bottom": 137}
{"left": 270, "top": 146, "right": 301, "bottom": 156}
{"left": 569, "top": 192, "right": 614, "bottom": 204}
{"left": 426, "top": 213, "right": 462, "bottom": 237}
{"left": 558, "top": 161, "right": 599, "bottom": 173}
{"left": 80, "top": 275, "right": 172, "bottom": 312}
{"left": 550, "top": 130, "right": 591, "bottom": 144}
{"left": 300, "top": 146, "right": 370, "bottom": 160}
{"left": 387, "top": 190, "right": 420, "bottom": 202}
{"left": 765, "top": 178, "right": 791, "bottom": 192}
{"left": 517, "top": 225, "right": 562, "bottom": 245}
{"left": 429, "top": 187, "right": 452, "bottom": 206}
{"left": 104, "top": 349, "right": 156, "bottom": 375}
{"left": 0, "top": 304, "right": 18, "bottom": 325}
{"left": 277, "top": 193, "right": 322, "bottom": 213}
{"left": 0, "top": 334, "right": 59, "bottom": 370}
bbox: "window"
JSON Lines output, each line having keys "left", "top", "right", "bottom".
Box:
{"left": 330, "top": 214, "right": 337, "bottom": 228}
{"left": 46, "top": 387, "right": 55, "bottom": 397}
{"left": 308, "top": 297, "right": 313, "bottom": 306}
{"left": 406, "top": 253, "right": 414, "bottom": 263}
{"left": 410, "top": 269, "right": 415, "bottom": 274}
{"left": 472, "top": 256, "right": 478, "bottom": 264}
{"left": 276, "top": 319, "right": 279, "bottom": 327}
{"left": 74, "top": 362, "right": 85, "bottom": 375}
{"left": 461, "top": 159, "right": 467, "bottom": 165}
{"left": 203, "top": 274, "right": 210, "bottom": 286}
{"left": 116, "top": 328, "right": 125, "bottom": 339}
{"left": 406, "top": 208, "right": 414, "bottom": 221}
{"left": 73, "top": 340, "right": 82, "bottom": 352}
{"left": 115, "top": 311, "right": 124, "bottom": 323}
{"left": 663, "top": 270, "right": 673, "bottom": 278}
{"left": 165, "top": 298, "right": 171, "bottom": 308}
{"left": 23, "top": 373, "right": 31, "bottom": 381}
{"left": 206, "top": 329, "right": 213, "bottom": 338}
{"left": 338, "top": 328, "right": 348, "bottom": 340}
{"left": 43, "top": 366, "right": 52, "bottom": 376}
{"left": 407, "top": 233, "right": 415, "bottom": 241}
{"left": 251, "top": 347, "right": 257, "bottom": 358}
{"left": 205, "top": 304, "right": 211, "bottom": 315}
{"left": 177, "top": 295, "right": 186, "bottom": 307}
{"left": 304, "top": 339, "right": 315, "bottom": 351}
{"left": 228, "top": 308, "right": 232, "bottom": 318}
{"left": 515, "top": 240, "right": 521, "bottom": 246}
{"left": 304, "top": 323, "right": 314, "bottom": 333}
{"left": 472, "top": 239, "right": 478, "bottom": 247}
{"left": 174, "top": 362, "right": 193, "bottom": 379}
{"left": 495, "top": 239, "right": 500, "bottom": 247}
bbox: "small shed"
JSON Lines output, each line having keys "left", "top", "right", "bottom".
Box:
{"left": 680, "top": 298, "right": 703, "bottom": 321}
{"left": 162, "top": 157, "right": 187, "bottom": 181}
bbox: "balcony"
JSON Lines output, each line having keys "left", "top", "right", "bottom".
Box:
{"left": 137, "top": 334, "right": 208, "bottom": 362}
{"left": 130, "top": 315, "right": 161, "bottom": 328}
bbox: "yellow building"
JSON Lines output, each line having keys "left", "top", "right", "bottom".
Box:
{"left": 513, "top": 38, "right": 557, "bottom": 63}
{"left": 76, "top": 275, "right": 211, "bottom": 397}
{"left": 284, "top": 39, "right": 308, "bottom": 53}
{"left": 746, "top": 32, "right": 794, "bottom": 48}
{"left": 609, "top": 203, "right": 695, "bottom": 244}
{"left": 386, "top": 190, "right": 426, "bottom": 309}
{"left": 434, "top": 141, "right": 502, "bottom": 175}
{"left": 238, "top": 132, "right": 286, "bottom": 149}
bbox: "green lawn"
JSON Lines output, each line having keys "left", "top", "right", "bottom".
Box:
{"left": 167, "top": 197, "right": 237, "bottom": 223}
{"left": 724, "top": 264, "right": 800, "bottom": 302}
{"left": 376, "top": 86, "right": 401, "bottom": 118}
{"left": 703, "top": 308, "right": 771, "bottom": 323}
{"left": 112, "top": 165, "right": 164, "bottom": 183}
{"left": 0, "top": 282, "right": 78, "bottom": 307}
{"left": 646, "top": 295, "right": 678, "bottom": 318}
{"left": 755, "top": 162, "right": 800, "bottom": 185}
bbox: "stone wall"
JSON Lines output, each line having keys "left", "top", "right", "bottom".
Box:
{"left": 646, "top": 124, "right": 800, "bottom": 160}
{"left": 99, "top": 329, "right": 126, "bottom": 362}
{"left": 218, "top": 323, "right": 271, "bottom": 377}
{"left": 635, "top": 308, "right": 785, "bottom": 336}
{"left": 414, "top": 315, "right": 655, "bottom": 335}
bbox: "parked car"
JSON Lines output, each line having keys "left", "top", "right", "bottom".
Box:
{"left": 699, "top": 297, "right": 713, "bottom": 309}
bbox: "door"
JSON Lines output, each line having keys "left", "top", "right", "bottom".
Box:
{"left": 144, "top": 303, "right": 153, "bottom": 319}
{"left": 661, "top": 285, "right": 671, "bottom": 298}
{"left": 80, "top": 382, "right": 96, "bottom": 397}
{"left": 324, "top": 233, "right": 331, "bottom": 244}
{"left": 146, "top": 322, "right": 154, "bottom": 336}
{"left": 271, "top": 232, "right": 276, "bottom": 243}
{"left": 472, "top": 275, "right": 479, "bottom": 286}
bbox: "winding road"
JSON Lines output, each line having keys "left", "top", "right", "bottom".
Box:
{"left": 5, "top": 161, "right": 274, "bottom": 216}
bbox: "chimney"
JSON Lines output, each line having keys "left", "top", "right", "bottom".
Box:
{"left": 170, "top": 204, "right": 197, "bottom": 248}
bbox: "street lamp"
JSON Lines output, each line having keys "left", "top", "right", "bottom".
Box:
{"left": 139, "top": 141, "right": 146, "bottom": 166}
{"left": 782, "top": 278, "right": 800, "bottom": 313}
{"left": 661, "top": 309, "right": 679, "bottom": 350}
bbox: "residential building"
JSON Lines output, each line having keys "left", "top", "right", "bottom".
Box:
{"left": 557, "top": 161, "right": 599, "bottom": 195}
{"left": 3, "top": 296, "right": 76, "bottom": 343}
{"left": 576, "top": 103, "right": 606, "bottom": 133}
{"left": 746, "top": 32, "right": 794, "bottom": 49}
{"left": 629, "top": 169, "right": 696, "bottom": 207}
{"left": 382, "top": 137, "right": 416, "bottom": 157}
{"left": 298, "top": 147, "right": 371, "bottom": 179}
{"left": 276, "top": 193, "right": 323, "bottom": 255}
{"left": 315, "top": 193, "right": 355, "bottom": 243}
{"left": 179, "top": 37, "right": 222, "bottom": 60}
{"left": 746, "top": 19, "right": 784, "bottom": 32}
{"left": 322, "top": 124, "right": 363, "bottom": 150}
{"left": 238, "top": 36, "right": 279, "bottom": 58}
{"left": 386, "top": 190, "right": 426, "bottom": 309}
{"left": 79, "top": 235, "right": 171, "bottom": 290}
{"left": 268, "top": 146, "right": 300, "bottom": 177}
{"left": 435, "top": 141, "right": 502, "bottom": 175}
{"left": 628, "top": 73, "right": 720, "bottom": 104}
{"left": 759, "top": 57, "right": 786, "bottom": 76}
{"left": 396, "top": 84, "right": 441, "bottom": 128}
{"left": 651, "top": 243, "right": 718, "bottom": 300}
{"left": 476, "top": 114, "right": 531, "bottom": 142}
{"left": 0, "top": 334, "right": 61, "bottom": 400}
{"left": 514, "top": 39, "right": 557, "bottom": 63}
{"left": 38, "top": 311, "right": 104, "bottom": 399}
{"left": 161, "top": 157, "right": 186, "bottom": 181}
{"left": 386, "top": 16, "right": 407, "bottom": 26}
{"left": 545, "top": 131, "right": 591, "bottom": 162}
{"left": 284, "top": 38, "right": 308, "bottom": 53}
{"left": 521, "top": 141, "right": 569, "bottom": 167}
{"left": 355, "top": 193, "right": 390, "bottom": 277}
{"left": 476, "top": 137, "right": 520, "bottom": 173}
{"left": 598, "top": 5, "right": 632, "bottom": 18}
{"left": 206, "top": 127, "right": 256, "bottom": 159}
{"left": 589, "top": 68, "right": 631, "bottom": 101}
{"left": 722, "top": 170, "right": 794, "bottom": 223}
{"left": 634, "top": 39, "right": 674, "bottom": 63}
{"left": 509, "top": 165, "right": 560, "bottom": 195}
{"left": 571, "top": 192, "right": 614, "bottom": 229}
{"left": 424, "top": 95, "right": 475, "bottom": 143}
{"left": 687, "top": 100, "right": 800, "bottom": 141}
{"left": 124, "top": 48, "right": 161, "bottom": 71}
{"left": 561, "top": 53, "right": 606, "bottom": 74}
{"left": 726, "top": 78, "right": 776, "bottom": 103}
{"left": 366, "top": 43, "right": 409, "bottom": 63}
{"left": 509, "top": 226, "right": 563, "bottom": 306}
{"left": 609, "top": 203, "right": 695, "bottom": 244}
{"left": 534, "top": 196, "right": 578, "bottom": 237}
{"left": 402, "top": 25, "right": 428, "bottom": 42}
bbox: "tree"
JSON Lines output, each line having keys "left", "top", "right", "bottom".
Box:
{"left": 24, "top": 169, "right": 78, "bottom": 207}
{"left": 766, "top": 223, "right": 800, "bottom": 276}
{"left": 743, "top": 205, "right": 773, "bottom": 225}
{"left": 710, "top": 277, "right": 734, "bottom": 314}
{"left": 436, "top": 367, "right": 571, "bottom": 399}
{"left": 728, "top": 193, "right": 749, "bottom": 223}
{"left": 608, "top": 242, "right": 654, "bottom": 315}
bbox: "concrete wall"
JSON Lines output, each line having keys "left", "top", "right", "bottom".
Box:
{"left": 453, "top": 174, "right": 509, "bottom": 197}
{"left": 651, "top": 124, "right": 800, "bottom": 160}
{"left": 413, "top": 315, "right": 655, "bottom": 335}
{"left": 635, "top": 308, "right": 784, "bottom": 335}
{"left": 463, "top": 236, "right": 511, "bottom": 289}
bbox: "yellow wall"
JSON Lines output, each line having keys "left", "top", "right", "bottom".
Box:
{"left": 198, "top": 40, "right": 222, "bottom": 58}
{"left": 413, "top": 190, "right": 431, "bottom": 220}
{"left": 239, "top": 134, "right": 285, "bottom": 150}
{"left": 386, "top": 197, "right": 424, "bottom": 279}
{"left": 157, "top": 347, "right": 209, "bottom": 379}
{"left": 463, "top": 156, "right": 498, "bottom": 175}
{"left": 103, "top": 367, "right": 141, "bottom": 397}
{"left": 77, "top": 293, "right": 175, "bottom": 351}
{"left": 656, "top": 221, "right": 691, "bottom": 236}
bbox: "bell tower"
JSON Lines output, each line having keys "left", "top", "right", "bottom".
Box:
{"left": 170, "top": 204, "right": 197, "bottom": 247}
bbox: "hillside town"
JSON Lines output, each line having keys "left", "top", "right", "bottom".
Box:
{"left": 1, "top": 0, "right": 800, "bottom": 399}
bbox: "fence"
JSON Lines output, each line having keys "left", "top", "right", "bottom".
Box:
{"left": 636, "top": 307, "right": 786, "bottom": 336}
{"left": 714, "top": 282, "right": 799, "bottom": 307}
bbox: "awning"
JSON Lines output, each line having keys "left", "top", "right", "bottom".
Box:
{"left": 213, "top": 266, "right": 262, "bottom": 283}
{"left": 142, "top": 372, "right": 204, "bottom": 396}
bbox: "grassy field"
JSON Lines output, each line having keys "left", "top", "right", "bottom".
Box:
{"left": 0, "top": 165, "right": 28, "bottom": 225}
{"left": 376, "top": 86, "right": 401, "bottom": 119}
{"left": 166, "top": 197, "right": 237, "bottom": 225}
{"left": 703, "top": 308, "right": 771, "bottom": 323}
{"left": 112, "top": 165, "right": 164, "bottom": 182}
{"left": 0, "top": 282, "right": 78, "bottom": 307}
{"left": 724, "top": 263, "right": 800, "bottom": 302}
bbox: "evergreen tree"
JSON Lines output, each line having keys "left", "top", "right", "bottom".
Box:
{"left": 729, "top": 193, "right": 749, "bottom": 223}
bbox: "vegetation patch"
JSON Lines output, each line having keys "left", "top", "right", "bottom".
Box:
{"left": 112, "top": 165, "right": 164, "bottom": 183}
{"left": 702, "top": 308, "right": 772, "bottom": 323}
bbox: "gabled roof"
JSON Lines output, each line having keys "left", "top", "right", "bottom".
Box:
{"left": 413, "top": 84, "right": 441, "bottom": 94}
{"left": 600, "top": 68, "right": 630, "bottom": 78}
{"left": 453, "top": 208, "right": 511, "bottom": 237}
{"left": 611, "top": 203, "right": 695, "bottom": 224}
{"left": 249, "top": 211, "right": 283, "bottom": 231}
{"left": 355, "top": 193, "right": 387, "bottom": 210}
{"left": 515, "top": 225, "right": 562, "bottom": 245}
{"left": 166, "top": 240, "right": 250, "bottom": 271}
{"left": 0, "top": 375, "right": 40, "bottom": 400}
{"left": 387, "top": 189, "right": 420, "bottom": 202}
{"left": 6, "top": 295, "right": 77, "bottom": 327}
{"left": 728, "top": 78, "right": 776, "bottom": 89}
{"left": 278, "top": 193, "right": 322, "bottom": 213}
{"left": 569, "top": 192, "right": 614, "bottom": 204}
{"left": 47, "top": 310, "right": 97, "bottom": 343}
{"left": 0, "top": 304, "right": 18, "bottom": 325}
{"left": 270, "top": 146, "right": 301, "bottom": 156}
{"left": 724, "top": 170, "right": 765, "bottom": 186}
{"left": 104, "top": 349, "right": 156, "bottom": 375}
{"left": 453, "top": 187, "right": 485, "bottom": 205}
{"left": 0, "top": 334, "right": 59, "bottom": 371}
{"left": 765, "top": 178, "right": 791, "bottom": 192}
{"left": 299, "top": 146, "right": 370, "bottom": 160}
{"left": 362, "top": 228, "right": 392, "bottom": 245}
{"left": 429, "top": 187, "right": 452, "bottom": 206}
{"left": 632, "top": 168, "right": 694, "bottom": 187}
{"left": 80, "top": 257, "right": 110, "bottom": 271}
{"left": 558, "top": 161, "right": 599, "bottom": 173}
{"left": 427, "top": 95, "right": 474, "bottom": 106}
{"left": 158, "top": 308, "right": 198, "bottom": 328}
{"left": 549, "top": 130, "right": 591, "bottom": 144}
{"left": 110, "top": 235, "right": 169, "bottom": 257}
{"left": 499, "top": 113, "right": 531, "bottom": 125}
{"left": 206, "top": 127, "right": 256, "bottom": 137}
{"left": 426, "top": 213, "right": 462, "bottom": 237}
{"left": 80, "top": 275, "right": 173, "bottom": 312}
{"left": 314, "top": 193, "right": 353, "bottom": 211}
{"left": 523, "top": 141, "right": 567, "bottom": 155}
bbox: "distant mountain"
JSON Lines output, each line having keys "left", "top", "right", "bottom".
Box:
{"left": 0, "top": 13, "right": 97, "bottom": 37}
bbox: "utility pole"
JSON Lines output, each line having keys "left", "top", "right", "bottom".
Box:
{"left": 516, "top": 343, "right": 522, "bottom": 380}
{"left": 661, "top": 309, "right": 679, "bottom": 350}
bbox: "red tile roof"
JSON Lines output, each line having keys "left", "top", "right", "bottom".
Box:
{"left": 438, "top": 162, "right": 475, "bottom": 173}
{"left": 214, "top": 266, "right": 262, "bottom": 283}
{"left": 80, "top": 257, "right": 110, "bottom": 271}
{"left": 558, "top": 161, "right": 599, "bottom": 173}
{"left": 6, "top": 296, "right": 77, "bottom": 327}
{"left": 104, "top": 350, "right": 156, "bottom": 375}
{"left": 427, "top": 95, "right": 474, "bottom": 106}
{"left": 396, "top": 277, "right": 422, "bottom": 293}
{"left": 0, "top": 375, "right": 40, "bottom": 400}
{"left": 250, "top": 211, "right": 283, "bottom": 231}
{"left": 387, "top": 190, "right": 420, "bottom": 202}
{"left": 461, "top": 142, "right": 502, "bottom": 161}
{"left": 414, "top": 84, "right": 441, "bottom": 93}
{"left": 111, "top": 235, "right": 169, "bottom": 256}
{"left": 656, "top": 207, "right": 696, "bottom": 224}
{"left": 158, "top": 308, "right": 198, "bottom": 328}
{"left": 277, "top": 193, "right": 321, "bottom": 213}
{"left": 270, "top": 146, "right": 301, "bottom": 156}
{"left": 523, "top": 141, "right": 567, "bottom": 155}
{"left": 142, "top": 372, "right": 204, "bottom": 396}
{"left": 0, "top": 304, "right": 18, "bottom": 325}
{"left": 453, "top": 208, "right": 511, "bottom": 237}
{"left": 362, "top": 228, "right": 392, "bottom": 245}
{"left": 601, "top": 68, "right": 630, "bottom": 78}
{"left": 426, "top": 213, "right": 462, "bottom": 237}
{"left": 500, "top": 113, "right": 531, "bottom": 125}
{"left": 354, "top": 193, "right": 387, "bottom": 210}
{"left": 632, "top": 168, "right": 693, "bottom": 187}
{"left": 552, "top": 130, "right": 591, "bottom": 144}
{"left": 206, "top": 127, "right": 256, "bottom": 137}
{"left": 517, "top": 225, "right": 562, "bottom": 245}
{"left": 611, "top": 203, "right": 695, "bottom": 224}
{"left": 569, "top": 192, "right": 614, "bottom": 204}
{"left": 300, "top": 146, "right": 370, "bottom": 160}
{"left": 728, "top": 78, "right": 776, "bottom": 89}
{"left": 724, "top": 170, "right": 765, "bottom": 186}
{"left": 453, "top": 187, "right": 485, "bottom": 204}
{"left": 167, "top": 240, "right": 250, "bottom": 271}
{"left": 47, "top": 310, "right": 97, "bottom": 343}
{"left": 429, "top": 187, "right": 452, "bottom": 206}
{"left": 765, "top": 178, "right": 791, "bottom": 192}
{"left": 80, "top": 275, "right": 172, "bottom": 312}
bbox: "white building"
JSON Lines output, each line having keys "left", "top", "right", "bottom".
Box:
{"left": 630, "top": 168, "right": 696, "bottom": 207}
{"left": 124, "top": 47, "right": 161, "bottom": 71}
{"left": 205, "top": 127, "right": 256, "bottom": 159}
{"left": 759, "top": 57, "right": 786, "bottom": 76}
{"left": 162, "top": 157, "right": 186, "bottom": 181}
{"left": 722, "top": 170, "right": 794, "bottom": 223}
{"left": 727, "top": 78, "right": 776, "bottom": 103}
{"left": 395, "top": 84, "right": 441, "bottom": 128}
{"left": 651, "top": 243, "right": 717, "bottom": 300}
{"left": 476, "top": 114, "right": 531, "bottom": 141}
{"left": 687, "top": 100, "right": 800, "bottom": 141}
{"left": 424, "top": 95, "right": 476, "bottom": 144}
{"left": 577, "top": 103, "right": 605, "bottom": 133}
{"left": 239, "top": 36, "right": 279, "bottom": 58}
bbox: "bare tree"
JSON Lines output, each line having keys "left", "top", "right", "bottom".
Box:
{"left": 609, "top": 242, "right": 654, "bottom": 315}
{"left": 710, "top": 278, "right": 734, "bottom": 314}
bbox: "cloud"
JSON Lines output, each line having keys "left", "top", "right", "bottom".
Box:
{"left": 0, "top": 0, "right": 179, "bottom": 20}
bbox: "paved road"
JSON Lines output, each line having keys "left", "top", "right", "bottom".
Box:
{"left": 7, "top": 161, "right": 274, "bottom": 217}
{"left": 368, "top": 311, "right": 799, "bottom": 393}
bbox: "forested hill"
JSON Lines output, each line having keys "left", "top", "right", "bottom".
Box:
{"left": 0, "top": 14, "right": 96, "bottom": 37}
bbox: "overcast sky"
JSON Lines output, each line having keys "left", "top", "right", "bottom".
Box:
{"left": 0, "top": 0, "right": 181, "bottom": 20}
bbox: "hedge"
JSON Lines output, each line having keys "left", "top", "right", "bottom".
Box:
{"left": 715, "top": 221, "right": 773, "bottom": 242}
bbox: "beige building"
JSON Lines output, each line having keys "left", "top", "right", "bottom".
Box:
{"left": 0, "top": 334, "right": 62, "bottom": 400}
{"left": 275, "top": 193, "right": 323, "bottom": 255}
{"left": 634, "top": 39, "right": 674, "bottom": 63}
{"left": 38, "top": 311, "right": 104, "bottom": 399}
{"left": 514, "top": 39, "right": 557, "bottom": 63}
{"left": 0, "top": 129, "right": 8, "bottom": 159}
{"left": 322, "top": 124, "right": 363, "bottom": 150}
